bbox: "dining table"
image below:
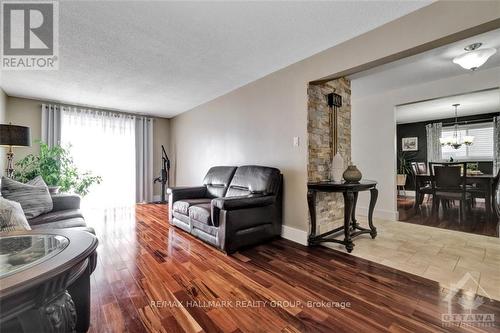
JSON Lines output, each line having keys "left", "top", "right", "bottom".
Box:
{"left": 415, "top": 173, "right": 497, "bottom": 221}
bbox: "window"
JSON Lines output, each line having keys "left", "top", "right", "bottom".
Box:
{"left": 441, "top": 122, "right": 494, "bottom": 161}
{"left": 61, "top": 109, "right": 136, "bottom": 210}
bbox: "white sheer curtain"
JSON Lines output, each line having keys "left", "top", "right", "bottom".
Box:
{"left": 426, "top": 123, "right": 443, "bottom": 162}
{"left": 493, "top": 116, "right": 500, "bottom": 174}
{"left": 61, "top": 108, "right": 136, "bottom": 210}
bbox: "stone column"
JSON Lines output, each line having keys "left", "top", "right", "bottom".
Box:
{"left": 307, "top": 77, "right": 351, "bottom": 234}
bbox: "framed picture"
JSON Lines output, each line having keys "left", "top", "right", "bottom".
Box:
{"left": 402, "top": 137, "right": 418, "bottom": 151}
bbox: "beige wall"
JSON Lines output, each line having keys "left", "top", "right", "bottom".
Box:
{"left": 5, "top": 97, "right": 42, "bottom": 163}
{"left": 0, "top": 89, "right": 6, "bottom": 176}
{"left": 153, "top": 117, "right": 170, "bottom": 198}
{"left": 351, "top": 66, "right": 500, "bottom": 220}
{"left": 169, "top": 1, "right": 500, "bottom": 234}
{"left": 4, "top": 95, "right": 170, "bottom": 197}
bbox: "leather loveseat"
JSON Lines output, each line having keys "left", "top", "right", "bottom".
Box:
{"left": 167, "top": 165, "right": 282, "bottom": 253}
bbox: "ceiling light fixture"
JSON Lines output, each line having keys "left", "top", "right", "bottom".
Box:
{"left": 453, "top": 43, "right": 497, "bottom": 71}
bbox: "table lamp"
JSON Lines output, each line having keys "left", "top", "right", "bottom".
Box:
{"left": 0, "top": 123, "right": 31, "bottom": 178}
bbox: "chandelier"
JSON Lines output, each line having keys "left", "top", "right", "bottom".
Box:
{"left": 439, "top": 104, "right": 474, "bottom": 150}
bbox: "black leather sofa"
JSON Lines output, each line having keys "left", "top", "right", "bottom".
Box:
{"left": 0, "top": 193, "right": 96, "bottom": 333}
{"left": 168, "top": 165, "right": 282, "bottom": 253}
{"left": 28, "top": 194, "right": 95, "bottom": 234}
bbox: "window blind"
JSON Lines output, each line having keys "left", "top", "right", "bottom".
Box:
{"left": 441, "top": 122, "right": 494, "bottom": 161}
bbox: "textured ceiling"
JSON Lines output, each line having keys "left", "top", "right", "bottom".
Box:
{"left": 0, "top": 1, "right": 432, "bottom": 118}
{"left": 351, "top": 29, "right": 500, "bottom": 97}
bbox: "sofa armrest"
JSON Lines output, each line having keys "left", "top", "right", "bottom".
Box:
{"left": 212, "top": 195, "right": 275, "bottom": 211}
{"left": 51, "top": 194, "right": 81, "bottom": 211}
{"left": 214, "top": 195, "right": 280, "bottom": 252}
{"left": 211, "top": 195, "right": 275, "bottom": 227}
{"left": 167, "top": 186, "right": 207, "bottom": 202}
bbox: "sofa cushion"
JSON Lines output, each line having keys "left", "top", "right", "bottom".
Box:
{"left": 28, "top": 209, "right": 84, "bottom": 226}
{"left": 191, "top": 219, "right": 218, "bottom": 237}
{"left": 173, "top": 198, "right": 211, "bottom": 216}
{"left": 225, "top": 166, "right": 281, "bottom": 197}
{"left": 70, "top": 226, "right": 96, "bottom": 235}
{"left": 189, "top": 203, "right": 212, "bottom": 225}
{"left": 172, "top": 212, "right": 191, "bottom": 233}
{"left": 1, "top": 177, "right": 53, "bottom": 219}
{"left": 203, "top": 166, "right": 237, "bottom": 198}
{"left": 30, "top": 217, "right": 87, "bottom": 230}
{"left": 173, "top": 211, "right": 190, "bottom": 224}
{"left": 51, "top": 194, "right": 81, "bottom": 211}
{"left": 0, "top": 197, "right": 31, "bottom": 232}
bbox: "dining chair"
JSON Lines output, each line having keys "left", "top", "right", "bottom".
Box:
{"left": 429, "top": 162, "right": 472, "bottom": 222}
{"left": 410, "top": 162, "right": 418, "bottom": 175}
{"left": 417, "top": 162, "right": 427, "bottom": 175}
{"left": 468, "top": 168, "right": 500, "bottom": 220}
{"left": 412, "top": 162, "right": 432, "bottom": 210}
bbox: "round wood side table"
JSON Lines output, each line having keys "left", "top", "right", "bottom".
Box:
{"left": 0, "top": 229, "right": 98, "bottom": 333}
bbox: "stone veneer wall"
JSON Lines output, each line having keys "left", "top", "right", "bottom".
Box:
{"left": 307, "top": 77, "right": 351, "bottom": 234}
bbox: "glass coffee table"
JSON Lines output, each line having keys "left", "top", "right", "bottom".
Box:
{"left": 0, "top": 230, "right": 98, "bottom": 333}
{"left": 0, "top": 234, "right": 69, "bottom": 278}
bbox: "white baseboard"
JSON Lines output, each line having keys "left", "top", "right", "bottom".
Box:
{"left": 356, "top": 207, "right": 398, "bottom": 221}
{"left": 281, "top": 225, "right": 308, "bottom": 246}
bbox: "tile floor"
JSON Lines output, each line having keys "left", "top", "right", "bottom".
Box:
{"left": 324, "top": 218, "right": 500, "bottom": 300}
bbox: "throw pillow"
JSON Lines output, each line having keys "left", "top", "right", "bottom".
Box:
{"left": 1, "top": 177, "right": 53, "bottom": 219}
{"left": 0, "top": 197, "right": 31, "bottom": 231}
{"left": 27, "top": 175, "right": 48, "bottom": 187}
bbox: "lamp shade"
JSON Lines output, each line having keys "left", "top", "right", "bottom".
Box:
{"left": 452, "top": 48, "right": 497, "bottom": 70}
{"left": 0, "top": 124, "right": 31, "bottom": 147}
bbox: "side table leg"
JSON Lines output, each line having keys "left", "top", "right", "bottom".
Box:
{"left": 307, "top": 189, "right": 317, "bottom": 244}
{"left": 18, "top": 291, "right": 77, "bottom": 333}
{"left": 343, "top": 191, "right": 355, "bottom": 253}
{"left": 68, "top": 258, "right": 92, "bottom": 333}
{"left": 368, "top": 187, "right": 378, "bottom": 239}
{"left": 352, "top": 191, "right": 359, "bottom": 229}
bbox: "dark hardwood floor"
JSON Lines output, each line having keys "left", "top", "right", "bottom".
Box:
{"left": 398, "top": 196, "right": 499, "bottom": 238}
{"left": 86, "top": 204, "right": 500, "bottom": 333}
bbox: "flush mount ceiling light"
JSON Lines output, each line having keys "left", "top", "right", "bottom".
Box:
{"left": 453, "top": 43, "right": 497, "bottom": 71}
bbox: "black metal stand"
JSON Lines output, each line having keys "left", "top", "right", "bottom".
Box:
{"left": 153, "top": 145, "right": 170, "bottom": 203}
{"left": 307, "top": 180, "right": 378, "bottom": 253}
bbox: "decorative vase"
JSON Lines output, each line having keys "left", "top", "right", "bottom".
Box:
{"left": 48, "top": 186, "right": 61, "bottom": 195}
{"left": 343, "top": 165, "right": 362, "bottom": 183}
{"left": 331, "top": 153, "right": 344, "bottom": 182}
